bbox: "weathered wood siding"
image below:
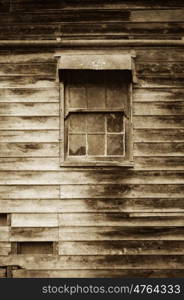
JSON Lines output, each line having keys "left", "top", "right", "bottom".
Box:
{"left": 0, "top": 0, "right": 184, "bottom": 277}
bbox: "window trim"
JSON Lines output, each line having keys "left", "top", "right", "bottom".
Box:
{"left": 58, "top": 53, "right": 135, "bottom": 168}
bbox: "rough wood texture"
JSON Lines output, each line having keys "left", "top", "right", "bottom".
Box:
{"left": 0, "top": 1, "right": 184, "bottom": 278}
{"left": 11, "top": 269, "right": 184, "bottom": 278}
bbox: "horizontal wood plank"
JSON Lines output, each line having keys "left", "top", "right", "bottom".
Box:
{"left": 12, "top": 0, "right": 184, "bottom": 11}
{"left": 0, "top": 143, "right": 58, "bottom": 157}
{"left": 1, "top": 255, "right": 184, "bottom": 269}
{"left": 0, "top": 63, "right": 56, "bottom": 76}
{"left": 11, "top": 227, "right": 58, "bottom": 241}
{"left": 59, "top": 241, "right": 184, "bottom": 255}
{"left": 0, "top": 117, "right": 59, "bottom": 129}
{"left": 0, "top": 242, "right": 11, "bottom": 255}
{"left": 1, "top": 198, "right": 184, "bottom": 213}
{"left": 11, "top": 268, "right": 184, "bottom": 278}
{"left": 134, "top": 129, "right": 184, "bottom": 142}
{"left": 0, "top": 76, "right": 57, "bottom": 88}
{"left": 0, "top": 185, "right": 59, "bottom": 199}
{"left": 133, "top": 88, "right": 184, "bottom": 102}
{"left": 60, "top": 183, "right": 184, "bottom": 198}
{"left": 135, "top": 157, "right": 184, "bottom": 170}
{"left": 134, "top": 143, "right": 184, "bottom": 156}
{"left": 134, "top": 102, "right": 184, "bottom": 115}
{"left": 0, "top": 157, "right": 59, "bottom": 170}
{"left": 0, "top": 227, "right": 9, "bottom": 241}
{"left": 0, "top": 103, "right": 58, "bottom": 116}
{"left": 59, "top": 227, "right": 184, "bottom": 241}
{"left": 0, "top": 10, "right": 183, "bottom": 23}
{"left": 11, "top": 214, "right": 58, "bottom": 227}
{"left": 0, "top": 130, "right": 58, "bottom": 142}
{"left": 58, "top": 213, "right": 184, "bottom": 227}
{"left": 134, "top": 116, "right": 184, "bottom": 128}
{"left": 0, "top": 88, "right": 59, "bottom": 103}
{"left": 0, "top": 171, "right": 184, "bottom": 185}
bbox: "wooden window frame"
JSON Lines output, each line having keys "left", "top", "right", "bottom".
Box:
{"left": 58, "top": 54, "right": 135, "bottom": 168}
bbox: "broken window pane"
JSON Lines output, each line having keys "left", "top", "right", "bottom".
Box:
{"left": 107, "top": 134, "right": 124, "bottom": 155}
{"left": 107, "top": 113, "right": 124, "bottom": 132}
{"left": 69, "top": 134, "right": 86, "bottom": 156}
{"left": 87, "top": 134, "right": 105, "bottom": 155}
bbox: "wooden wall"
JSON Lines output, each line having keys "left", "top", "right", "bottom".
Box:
{"left": 0, "top": 0, "right": 184, "bottom": 277}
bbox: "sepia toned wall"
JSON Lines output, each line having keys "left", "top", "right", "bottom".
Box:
{"left": 0, "top": 0, "right": 184, "bottom": 277}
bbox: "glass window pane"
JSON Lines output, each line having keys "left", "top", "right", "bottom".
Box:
{"left": 68, "top": 87, "right": 87, "bottom": 108}
{"left": 87, "top": 114, "right": 105, "bottom": 133}
{"left": 107, "top": 113, "right": 124, "bottom": 132}
{"left": 106, "top": 84, "right": 127, "bottom": 109}
{"left": 69, "top": 114, "right": 86, "bottom": 133}
{"left": 107, "top": 134, "right": 124, "bottom": 156}
{"left": 87, "top": 86, "right": 106, "bottom": 109}
{"left": 88, "top": 134, "right": 105, "bottom": 155}
{"left": 69, "top": 134, "right": 86, "bottom": 156}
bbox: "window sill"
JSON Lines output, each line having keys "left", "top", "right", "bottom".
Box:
{"left": 60, "top": 161, "right": 134, "bottom": 168}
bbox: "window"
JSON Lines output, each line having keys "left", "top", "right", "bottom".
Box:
{"left": 58, "top": 54, "right": 134, "bottom": 167}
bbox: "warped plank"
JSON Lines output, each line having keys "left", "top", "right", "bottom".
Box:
{"left": 133, "top": 88, "right": 184, "bottom": 102}
{"left": 0, "top": 88, "right": 59, "bottom": 103}
{"left": 11, "top": 227, "right": 58, "bottom": 241}
{"left": 134, "top": 129, "right": 184, "bottom": 142}
{"left": 11, "top": 214, "right": 58, "bottom": 227}
{"left": 134, "top": 116, "right": 184, "bottom": 128}
{"left": 0, "top": 103, "right": 58, "bottom": 116}
{"left": 0, "top": 63, "right": 56, "bottom": 76}
{"left": 60, "top": 183, "right": 184, "bottom": 198}
{"left": 0, "top": 157, "right": 59, "bottom": 170}
{"left": 0, "top": 227, "right": 9, "bottom": 241}
{"left": 134, "top": 143, "right": 184, "bottom": 156}
{"left": 1, "top": 255, "right": 184, "bottom": 269}
{"left": 59, "top": 241, "right": 184, "bottom": 255}
{"left": 58, "top": 213, "right": 184, "bottom": 227}
{"left": 11, "top": 269, "right": 184, "bottom": 278}
{"left": 135, "top": 157, "right": 184, "bottom": 170}
{"left": 1, "top": 198, "right": 184, "bottom": 213}
{"left": 0, "top": 130, "right": 58, "bottom": 142}
{"left": 0, "top": 242, "right": 11, "bottom": 255}
{"left": 134, "top": 102, "right": 184, "bottom": 115}
{"left": 59, "top": 227, "right": 184, "bottom": 241}
{"left": 0, "top": 142, "right": 58, "bottom": 157}
{"left": 0, "top": 185, "right": 59, "bottom": 199}
{"left": 0, "top": 117, "right": 59, "bottom": 129}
